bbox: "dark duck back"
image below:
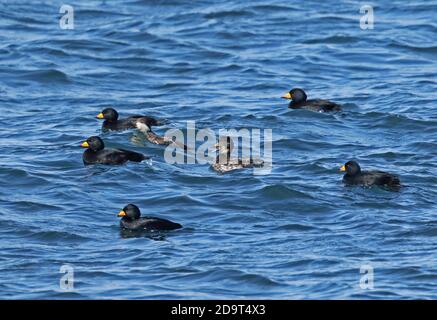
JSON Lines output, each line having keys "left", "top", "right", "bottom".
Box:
{"left": 282, "top": 88, "right": 341, "bottom": 112}
{"left": 81, "top": 136, "right": 148, "bottom": 165}
{"left": 117, "top": 204, "right": 182, "bottom": 231}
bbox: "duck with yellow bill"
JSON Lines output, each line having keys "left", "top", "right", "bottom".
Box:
{"left": 339, "top": 160, "right": 401, "bottom": 189}
{"left": 118, "top": 204, "right": 182, "bottom": 231}
{"left": 80, "top": 136, "right": 148, "bottom": 165}
{"left": 282, "top": 88, "right": 342, "bottom": 112}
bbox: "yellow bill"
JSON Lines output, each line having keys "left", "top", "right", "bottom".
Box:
{"left": 339, "top": 165, "right": 346, "bottom": 172}
{"left": 96, "top": 113, "right": 104, "bottom": 119}
{"left": 118, "top": 210, "right": 126, "bottom": 217}
{"left": 282, "top": 92, "right": 292, "bottom": 99}
{"left": 81, "top": 141, "right": 89, "bottom": 148}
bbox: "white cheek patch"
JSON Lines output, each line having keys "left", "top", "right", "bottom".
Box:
{"left": 136, "top": 122, "right": 150, "bottom": 133}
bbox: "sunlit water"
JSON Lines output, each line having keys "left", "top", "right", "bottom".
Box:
{"left": 0, "top": 0, "right": 436, "bottom": 299}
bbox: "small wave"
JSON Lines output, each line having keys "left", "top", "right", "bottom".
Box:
{"left": 16, "top": 69, "right": 70, "bottom": 84}
{"left": 389, "top": 41, "right": 437, "bottom": 54}
{"left": 274, "top": 223, "right": 317, "bottom": 231}
{"left": 255, "top": 184, "right": 314, "bottom": 200}
{"left": 248, "top": 4, "right": 296, "bottom": 12}
{"left": 304, "top": 35, "right": 359, "bottom": 45}
{"left": 204, "top": 10, "right": 254, "bottom": 20}
{"left": 29, "top": 230, "right": 90, "bottom": 242}
{"left": 170, "top": 268, "right": 282, "bottom": 288}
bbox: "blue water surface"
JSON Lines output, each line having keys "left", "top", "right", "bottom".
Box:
{"left": 0, "top": 0, "right": 436, "bottom": 299}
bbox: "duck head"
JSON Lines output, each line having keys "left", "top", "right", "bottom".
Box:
{"left": 80, "top": 136, "right": 105, "bottom": 152}
{"left": 96, "top": 108, "right": 119, "bottom": 121}
{"left": 118, "top": 204, "right": 141, "bottom": 221}
{"left": 282, "top": 88, "right": 307, "bottom": 103}
{"left": 340, "top": 160, "right": 362, "bottom": 176}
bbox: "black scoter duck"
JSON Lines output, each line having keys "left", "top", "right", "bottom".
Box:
{"left": 118, "top": 204, "right": 182, "bottom": 231}
{"left": 97, "top": 107, "right": 161, "bottom": 132}
{"left": 80, "top": 136, "right": 148, "bottom": 165}
{"left": 282, "top": 88, "right": 341, "bottom": 112}
{"left": 340, "top": 160, "right": 401, "bottom": 188}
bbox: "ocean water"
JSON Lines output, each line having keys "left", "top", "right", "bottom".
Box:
{"left": 0, "top": 0, "right": 436, "bottom": 299}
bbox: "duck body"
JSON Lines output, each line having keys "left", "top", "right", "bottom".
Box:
{"left": 81, "top": 136, "right": 148, "bottom": 165}
{"left": 142, "top": 130, "right": 188, "bottom": 150}
{"left": 340, "top": 161, "right": 401, "bottom": 189}
{"left": 118, "top": 204, "right": 182, "bottom": 232}
{"left": 288, "top": 99, "right": 341, "bottom": 112}
{"left": 120, "top": 216, "right": 182, "bottom": 231}
{"left": 102, "top": 116, "right": 159, "bottom": 132}
{"left": 282, "top": 88, "right": 342, "bottom": 112}
{"left": 83, "top": 148, "right": 146, "bottom": 165}
{"left": 342, "top": 170, "right": 401, "bottom": 187}
{"left": 212, "top": 158, "right": 264, "bottom": 174}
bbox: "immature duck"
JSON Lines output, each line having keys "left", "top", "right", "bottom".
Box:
{"left": 96, "top": 107, "right": 161, "bottom": 132}
{"left": 211, "top": 136, "right": 264, "bottom": 174}
{"left": 282, "top": 88, "right": 341, "bottom": 112}
{"left": 339, "top": 160, "right": 401, "bottom": 188}
{"left": 80, "top": 136, "right": 148, "bottom": 165}
{"left": 136, "top": 122, "right": 188, "bottom": 150}
{"left": 96, "top": 107, "right": 186, "bottom": 149}
{"left": 118, "top": 204, "right": 182, "bottom": 231}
